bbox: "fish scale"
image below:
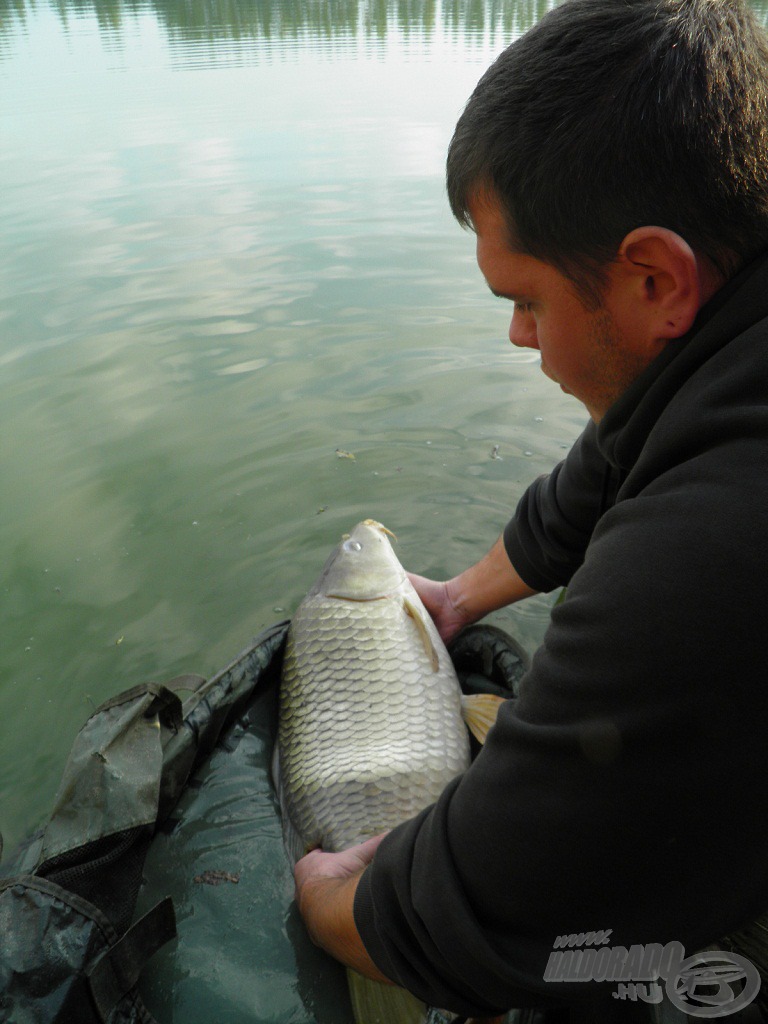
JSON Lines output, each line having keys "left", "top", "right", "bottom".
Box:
{"left": 276, "top": 522, "right": 470, "bottom": 857}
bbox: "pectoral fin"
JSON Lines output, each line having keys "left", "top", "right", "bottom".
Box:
{"left": 403, "top": 597, "right": 439, "bottom": 671}
{"left": 461, "top": 693, "right": 505, "bottom": 744}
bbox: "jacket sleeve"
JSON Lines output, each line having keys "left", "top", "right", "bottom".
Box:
{"left": 503, "top": 419, "right": 616, "bottom": 593}
{"left": 353, "top": 453, "right": 768, "bottom": 1015}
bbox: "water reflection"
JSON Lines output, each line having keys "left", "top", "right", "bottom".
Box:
{"left": 0, "top": 0, "right": 560, "bottom": 58}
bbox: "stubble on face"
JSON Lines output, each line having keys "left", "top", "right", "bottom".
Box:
{"left": 582, "top": 308, "right": 652, "bottom": 422}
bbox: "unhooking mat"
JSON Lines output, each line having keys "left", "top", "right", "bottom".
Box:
{"left": 133, "top": 623, "right": 530, "bottom": 1024}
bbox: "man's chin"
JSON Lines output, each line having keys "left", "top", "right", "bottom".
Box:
{"left": 541, "top": 363, "right": 571, "bottom": 395}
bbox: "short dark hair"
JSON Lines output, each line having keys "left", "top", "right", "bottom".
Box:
{"left": 447, "top": 0, "right": 768, "bottom": 303}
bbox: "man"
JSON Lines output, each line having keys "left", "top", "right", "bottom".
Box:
{"left": 294, "top": 0, "right": 768, "bottom": 1017}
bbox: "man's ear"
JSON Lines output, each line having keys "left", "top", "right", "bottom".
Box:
{"left": 617, "top": 227, "right": 702, "bottom": 340}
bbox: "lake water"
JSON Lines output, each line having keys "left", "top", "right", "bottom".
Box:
{"left": 6, "top": 0, "right": 757, "bottom": 854}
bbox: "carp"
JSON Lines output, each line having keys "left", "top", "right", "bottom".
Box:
{"left": 274, "top": 518, "right": 503, "bottom": 1024}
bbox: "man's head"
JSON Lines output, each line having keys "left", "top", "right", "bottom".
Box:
{"left": 447, "top": 0, "right": 768, "bottom": 304}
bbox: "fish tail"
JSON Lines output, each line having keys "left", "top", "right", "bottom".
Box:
{"left": 347, "top": 968, "right": 427, "bottom": 1024}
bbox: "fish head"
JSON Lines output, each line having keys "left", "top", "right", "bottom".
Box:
{"left": 309, "top": 519, "right": 405, "bottom": 600}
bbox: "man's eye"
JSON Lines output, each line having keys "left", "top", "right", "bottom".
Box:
{"left": 514, "top": 301, "right": 533, "bottom": 314}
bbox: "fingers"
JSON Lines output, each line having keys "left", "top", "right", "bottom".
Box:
{"left": 294, "top": 831, "right": 389, "bottom": 889}
{"left": 351, "top": 830, "right": 389, "bottom": 866}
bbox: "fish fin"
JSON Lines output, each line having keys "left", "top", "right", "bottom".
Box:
{"left": 461, "top": 693, "right": 506, "bottom": 745}
{"left": 347, "top": 969, "right": 427, "bottom": 1024}
{"left": 403, "top": 597, "right": 439, "bottom": 672}
{"left": 271, "top": 743, "right": 312, "bottom": 866}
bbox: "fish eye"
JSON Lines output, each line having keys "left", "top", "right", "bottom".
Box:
{"left": 342, "top": 539, "right": 363, "bottom": 553}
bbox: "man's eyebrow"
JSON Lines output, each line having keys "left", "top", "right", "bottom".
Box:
{"left": 488, "top": 284, "right": 524, "bottom": 302}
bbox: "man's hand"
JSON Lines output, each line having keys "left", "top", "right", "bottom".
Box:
{"left": 295, "top": 833, "right": 386, "bottom": 892}
{"left": 294, "top": 834, "right": 392, "bottom": 984}
{"left": 409, "top": 534, "right": 538, "bottom": 643}
{"left": 407, "top": 573, "right": 470, "bottom": 644}
{"left": 296, "top": 837, "right": 508, "bottom": 1021}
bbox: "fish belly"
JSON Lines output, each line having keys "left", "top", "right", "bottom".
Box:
{"left": 278, "top": 592, "right": 470, "bottom": 853}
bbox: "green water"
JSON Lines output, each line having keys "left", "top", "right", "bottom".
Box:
{"left": 0, "top": 0, "right": 620, "bottom": 854}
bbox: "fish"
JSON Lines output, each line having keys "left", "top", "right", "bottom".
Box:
{"left": 273, "top": 518, "right": 504, "bottom": 1024}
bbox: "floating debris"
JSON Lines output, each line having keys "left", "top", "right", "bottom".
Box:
{"left": 194, "top": 869, "right": 240, "bottom": 886}
{"left": 335, "top": 448, "right": 356, "bottom": 461}
{"left": 315, "top": 505, "right": 329, "bottom": 515}
{"left": 490, "top": 444, "right": 502, "bottom": 460}
{"left": 116, "top": 636, "right": 124, "bottom": 646}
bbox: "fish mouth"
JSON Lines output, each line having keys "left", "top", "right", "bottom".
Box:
{"left": 360, "top": 518, "right": 398, "bottom": 542}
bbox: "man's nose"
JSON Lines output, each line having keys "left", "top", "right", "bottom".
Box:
{"left": 508, "top": 308, "right": 538, "bottom": 349}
